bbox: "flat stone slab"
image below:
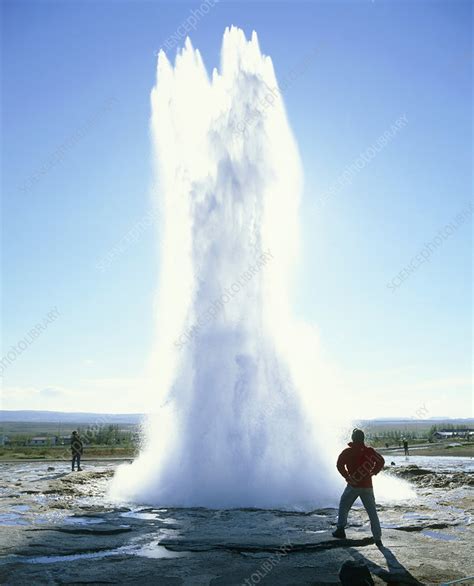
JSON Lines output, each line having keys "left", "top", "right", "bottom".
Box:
{"left": 0, "top": 461, "right": 472, "bottom": 585}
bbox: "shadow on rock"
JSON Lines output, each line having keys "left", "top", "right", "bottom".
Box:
{"left": 348, "top": 545, "right": 424, "bottom": 585}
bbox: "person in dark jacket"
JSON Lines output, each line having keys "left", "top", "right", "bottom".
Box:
{"left": 332, "top": 429, "right": 385, "bottom": 546}
{"left": 403, "top": 439, "right": 409, "bottom": 456}
{"left": 71, "top": 431, "right": 83, "bottom": 472}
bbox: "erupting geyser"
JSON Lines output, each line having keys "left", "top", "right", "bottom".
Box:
{"left": 110, "top": 27, "right": 341, "bottom": 508}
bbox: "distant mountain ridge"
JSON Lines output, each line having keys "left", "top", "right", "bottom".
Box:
{"left": 0, "top": 410, "right": 144, "bottom": 424}
{"left": 1, "top": 410, "right": 472, "bottom": 425}
{"left": 360, "top": 417, "right": 474, "bottom": 424}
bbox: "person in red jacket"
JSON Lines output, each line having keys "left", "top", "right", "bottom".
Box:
{"left": 332, "top": 428, "right": 385, "bottom": 546}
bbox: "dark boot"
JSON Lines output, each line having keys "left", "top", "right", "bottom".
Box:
{"left": 332, "top": 528, "right": 346, "bottom": 539}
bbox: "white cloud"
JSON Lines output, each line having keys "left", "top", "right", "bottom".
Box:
{"left": 1, "top": 376, "right": 150, "bottom": 413}
{"left": 1, "top": 368, "right": 471, "bottom": 419}
{"left": 1, "top": 385, "right": 71, "bottom": 411}
{"left": 39, "top": 387, "right": 64, "bottom": 398}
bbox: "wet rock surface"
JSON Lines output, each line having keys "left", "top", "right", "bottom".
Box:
{"left": 0, "top": 459, "right": 472, "bottom": 585}
{"left": 385, "top": 464, "right": 474, "bottom": 488}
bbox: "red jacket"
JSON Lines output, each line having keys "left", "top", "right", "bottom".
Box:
{"left": 336, "top": 442, "right": 385, "bottom": 488}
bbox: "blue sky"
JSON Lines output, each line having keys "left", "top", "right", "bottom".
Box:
{"left": 1, "top": 0, "right": 472, "bottom": 417}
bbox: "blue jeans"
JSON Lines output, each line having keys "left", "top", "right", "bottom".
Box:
{"left": 72, "top": 454, "right": 81, "bottom": 471}
{"left": 337, "top": 484, "right": 382, "bottom": 540}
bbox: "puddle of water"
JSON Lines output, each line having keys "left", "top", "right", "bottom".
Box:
{"left": 32, "top": 516, "right": 63, "bottom": 525}
{"left": 121, "top": 511, "right": 158, "bottom": 520}
{"left": 13, "top": 541, "right": 188, "bottom": 565}
{"left": 130, "top": 541, "right": 187, "bottom": 559}
{"left": 23, "top": 550, "right": 119, "bottom": 564}
{"left": 161, "top": 517, "right": 179, "bottom": 525}
{"left": 63, "top": 516, "right": 105, "bottom": 525}
{"left": 421, "top": 530, "right": 458, "bottom": 541}
{"left": 10, "top": 505, "right": 30, "bottom": 513}
{"left": 0, "top": 513, "right": 29, "bottom": 526}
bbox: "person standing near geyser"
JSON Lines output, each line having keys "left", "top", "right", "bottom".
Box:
{"left": 332, "top": 429, "right": 385, "bottom": 547}
{"left": 71, "top": 430, "right": 83, "bottom": 472}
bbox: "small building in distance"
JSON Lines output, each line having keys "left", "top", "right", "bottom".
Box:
{"left": 29, "top": 437, "right": 57, "bottom": 446}
{"left": 432, "top": 429, "right": 474, "bottom": 441}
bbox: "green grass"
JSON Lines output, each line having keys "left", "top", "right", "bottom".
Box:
{"left": 369, "top": 436, "right": 431, "bottom": 446}
{"left": 0, "top": 445, "right": 138, "bottom": 460}
{"left": 0, "top": 421, "right": 139, "bottom": 435}
{"left": 377, "top": 441, "right": 474, "bottom": 457}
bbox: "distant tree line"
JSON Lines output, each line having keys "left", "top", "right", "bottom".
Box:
{"left": 2, "top": 425, "right": 139, "bottom": 447}
{"left": 365, "top": 424, "right": 473, "bottom": 445}
{"left": 77, "top": 424, "right": 137, "bottom": 446}
{"left": 366, "top": 430, "right": 421, "bottom": 442}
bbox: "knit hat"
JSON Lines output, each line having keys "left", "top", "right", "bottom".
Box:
{"left": 351, "top": 428, "right": 365, "bottom": 443}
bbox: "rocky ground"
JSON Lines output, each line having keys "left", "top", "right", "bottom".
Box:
{"left": 0, "top": 459, "right": 472, "bottom": 585}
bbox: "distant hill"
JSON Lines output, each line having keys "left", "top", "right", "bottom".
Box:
{"left": 0, "top": 410, "right": 144, "bottom": 424}
{"left": 360, "top": 418, "right": 474, "bottom": 425}
{"left": 1, "top": 410, "right": 472, "bottom": 426}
